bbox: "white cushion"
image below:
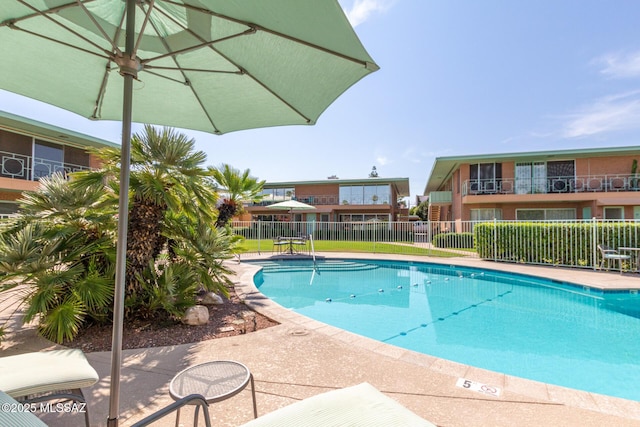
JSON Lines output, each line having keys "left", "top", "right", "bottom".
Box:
{"left": 0, "top": 349, "right": 98, "bottom": 397}
{"left": 240, "top": 382, "right": 436, "bottom": 427}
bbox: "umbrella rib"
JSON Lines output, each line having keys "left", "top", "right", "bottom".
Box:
{"left": 144, "top": 65, "right": 241, "bottom": 75}
{"left": 163, "top": 0, "right": 378, "bottom": 70}
{"left": 139, "top": 4, "right": 256, "bottom": 66}
{"left": 144, "top": 4, "right": 313, "bottom": 126}
{"left": 75, "top": 0, "right": 123, "bottom": 55}
{"left": 139, "top": 3, "right": 222, "bottom": 133}
{"left": 2, "top": 0, "right": 96, "bottom": 26}
{"left": 92, "top": 64, "right": 114, "bottom": 120}
{"left": 131, "top": 0, "right": 155, "bottom": 60}
{"left": 6, "top": 24, "right": 109, "bottom": 60}
{"left": 11, "top": 0, "right": 113, "bottom": 58}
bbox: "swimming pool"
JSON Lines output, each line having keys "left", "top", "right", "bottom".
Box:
{"left": 252, "top": 259, "right": 640, "bottom": 401}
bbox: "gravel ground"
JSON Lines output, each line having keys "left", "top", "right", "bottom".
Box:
{"left": 63, "top": 288, "right": 279, "bottom": 352}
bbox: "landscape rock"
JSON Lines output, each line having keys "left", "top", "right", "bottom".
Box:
{"left": 201, "top": 292, "right": 224, "bottom": 305}
{"left": 182, "top": 305, "right": 209, "bottom": 326}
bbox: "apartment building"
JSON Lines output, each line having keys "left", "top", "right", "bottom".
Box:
{"left": 0, "top": 110, "right": 117, "bottom": 216}
{"left": 423, "top": 146, "right": 640, "bottom": 222}
{"left": 245, "top": 177, "right": 410, "bottom": 222}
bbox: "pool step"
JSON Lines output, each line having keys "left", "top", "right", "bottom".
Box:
{"left": 255, "top": 260, "right": 379, "bottom": 273}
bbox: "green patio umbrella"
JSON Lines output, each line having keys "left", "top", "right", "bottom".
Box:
{"left": 0, "top": 1, "right": 378, "bottom": 425}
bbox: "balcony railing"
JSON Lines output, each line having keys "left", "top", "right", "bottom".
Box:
{"left": 462, "top": 174, "right": 640, "bottom": 196}
{"left": 1, "top": 150, "right": 91, "bottom": 181}
{"left": 251, "top": 195, "right": 391, "bottom": 206}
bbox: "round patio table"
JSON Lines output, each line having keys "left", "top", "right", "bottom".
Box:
{"left": 169, "top": 360, "right": 257, "bottom": 427}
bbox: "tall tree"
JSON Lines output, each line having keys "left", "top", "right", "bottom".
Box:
{"left": 72, "top": 125, "right": 220, "bottom": 313}
{"left": 210, "top": 164, "right": 265, "bottom": 227}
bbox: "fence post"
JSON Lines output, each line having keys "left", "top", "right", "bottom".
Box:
{"left": 257, "top": 220, "right": 261, "bottom": 255}
{"left": 493, "top": 218, "right": 498, "bottom": 262}
{"left": 592, "top": 217, "right": 597, "bottom": 271}
{"left": 373, "top": 223, "right": 377, "bottom": 253}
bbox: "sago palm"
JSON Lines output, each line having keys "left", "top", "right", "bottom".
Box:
{"left": 210, "top": 164, "right": 264, "bottom": 227}
{"left": 0, "top": 174, "right": 116, "bottom": 343}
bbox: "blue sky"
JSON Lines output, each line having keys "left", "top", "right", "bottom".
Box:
{"left": 2, "top": 1, "right": 640, "bottom": 203}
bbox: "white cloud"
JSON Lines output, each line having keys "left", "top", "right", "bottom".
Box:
{"left": 341, "top": 0, "right": 394, "bottom": 27}
{"left": 596, "top": 51, "right": 640, "bottom": 79}
{"left": 376, "top": 155, "right": 389, "bottom": 165}
{"left": 561, "top": 91, "right": 640, "bottom": 138}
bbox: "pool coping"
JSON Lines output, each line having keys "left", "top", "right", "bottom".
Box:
{"left": 234, "top": 252, "right": 640, "bottom": 421}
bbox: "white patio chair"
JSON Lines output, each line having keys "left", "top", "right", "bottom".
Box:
{"left": 597, "top": 244, "right": 631, "bottom": 273}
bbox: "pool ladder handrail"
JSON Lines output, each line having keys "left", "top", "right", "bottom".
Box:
{"left": 309, "top": 233, "right": 317, "bottom": 268}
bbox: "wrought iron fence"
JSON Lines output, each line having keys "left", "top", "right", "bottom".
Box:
{"left": 462, "top": 174, "right": 640, "bottom": 196}
{"left": 231, "top": 219, "right": 640, "bottom": 272}
{"left": 0, "top": 149, "right": 91, "bottom": 181}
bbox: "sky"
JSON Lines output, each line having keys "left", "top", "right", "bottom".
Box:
{"left": 2, "top": 1, "right": 640, "bottom": 205}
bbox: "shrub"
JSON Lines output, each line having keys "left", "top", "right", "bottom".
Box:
{"left": 433, "top": 232, "right": 474, "bottom": 248}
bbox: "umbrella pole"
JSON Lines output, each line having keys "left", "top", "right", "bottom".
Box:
{"left": 108, "top": 1, "right": 135, "bottom": 426}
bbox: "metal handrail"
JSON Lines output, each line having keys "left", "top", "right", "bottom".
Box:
{"left": 131, "top": 394, "right": 211, "bottom": 427}
{"left": 462, "top": 174, "right": 640, "bottom": 196}
{"left": 0, "top": 149, "right": 92, "bottom": 181}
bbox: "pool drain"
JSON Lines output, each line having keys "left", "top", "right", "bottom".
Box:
{"left": 288, "top": 328, "right": 310, "bottom": 337}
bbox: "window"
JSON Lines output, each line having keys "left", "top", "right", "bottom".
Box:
{"left": 469, "top": 163, "right": 502, "bottom": 193}
{"left": 339, "top": 185, "right": 390, "bottom": 205}
{"left": 515, "top": 162, "right": 546, "bottom": 194}
{"left": 603, "top": 207, "right": 624, "bottom": 220}
{"left": 261, "top": 187, "right": 295, "bottom": 203}
{"left": 515, "top": 160, "right": 575, "bottom": 194}
{"left": 470, "top": 209, "right": 502, "bottom": 221}
{"left": 0, "top": 201, "right": 18, "bottom": 216}
{"left": 338, "top": 213, "right": 390, "bottom": 222}
{"left": 33, "top": 140, "right": 64, "bottom": 180}
{"left": 516, "top": 208, "right": 576, "bottom": 220}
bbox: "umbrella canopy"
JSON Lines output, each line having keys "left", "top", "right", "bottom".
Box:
{"left": 265, "top": 200, "right": 317, "bottom": 211}
{"left": 266, "top": 199, "right": 316, "bottom": 220}
{"left": 1, "top": 0, "right": 378, "bottom": 135}
{"left": 0, "top": 1, "right": 377, "bottom": 426}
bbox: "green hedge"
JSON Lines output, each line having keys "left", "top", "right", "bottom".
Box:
{"left": 433, "top": 232, "right": 474, "bottom": 248}
{"left": 474, "top": 221, "right": 640, "bottom": 267}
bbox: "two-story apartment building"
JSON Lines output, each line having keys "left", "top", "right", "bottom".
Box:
{"left": 245, "top": 177, "right": 410, "bottom": 222}
{"left": 0, "top": 110, "right": 118, "bottom": 216}
{"left": 423, "top": 146, "right": 640, "bottom": 222}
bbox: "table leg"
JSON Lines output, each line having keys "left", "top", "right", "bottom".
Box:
{"left": 175, "top": 408, "right": 181, "bottom": 427}
{"left": 194, "top": 404, "right": 201, "bottom": 427}
{"left": 250, "top": 374, "right": 258, "bottom": 418}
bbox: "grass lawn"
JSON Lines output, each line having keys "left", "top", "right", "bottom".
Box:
{"left": 237, "top": 239, "right": 467, "bottom": 258}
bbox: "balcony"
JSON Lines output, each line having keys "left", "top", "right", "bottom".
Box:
{"left": 1, "top": 150, "right": 91, "bottom": 181}
{"left": 250, "top": 194, "right": 394, "bottom": 207}
{"left": 462, "top": 174, "right": 640, "bottom": 196}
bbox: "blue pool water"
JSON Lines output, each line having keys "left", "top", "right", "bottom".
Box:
{"left": 252, "top": 259, "right": 640, "bottom": 401}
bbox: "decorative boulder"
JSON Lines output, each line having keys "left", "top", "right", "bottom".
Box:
{"left": 182, "top": 305, "right": 209, "bottom": 326}
{"left": 201, "top": 292, "right": 224, "bottom": 305}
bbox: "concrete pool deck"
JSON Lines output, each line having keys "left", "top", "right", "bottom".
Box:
{"left": 3, "top": 253, "right": 640, "bottom": 426}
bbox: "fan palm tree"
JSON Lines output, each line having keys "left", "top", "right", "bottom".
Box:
{"left": 210, "top": 164, "right": 265, "bottom": 227}
{"left": 73, "top": 125, "right": 219, "bottom": 307}
{"left": 0, "top": 173, "right": 116, "bottom": 343}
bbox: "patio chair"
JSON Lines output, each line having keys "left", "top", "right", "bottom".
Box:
{"left": 237, "top": 382, "right": 435, "bottom": 427}
{"left": 0, "top": 389, "right": 211, "bottom": 427}
{"left": 132, "top": 382, "right": 435, "bottom": 427}
{"left": 0, "top": 349, "right": 99, "bottom": 427}
{"left": 292, "top": 234, "right": 309, "bottom": 255}
{"left": 272, "top": 237, "right": 288, "bottom": 254}
{"left": 597, "top": 244, "right": 631, "bottom": 273}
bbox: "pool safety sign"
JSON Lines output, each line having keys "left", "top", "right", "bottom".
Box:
{"left": 456, "top": 378, "right": 501, "bottom": 397}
